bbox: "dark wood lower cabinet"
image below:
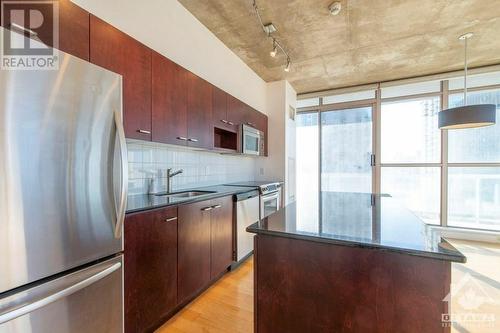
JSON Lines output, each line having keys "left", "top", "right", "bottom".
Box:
{"left": 125, "top": 196, "right": 234, "bottom": 331}
{"left": 177, "top": 200, "right": 212, "bottom": 304}
{"left": 210, "top": 196, "right": 233, "bottom": 279}
{"left": 178, "top": 197, "right": 234, "bottom": 302}
{"left": 124, "top": 206, "right": 178, "bottom": 333}
{"left": 254, "top": 234, "right": 451, "bottom": 333}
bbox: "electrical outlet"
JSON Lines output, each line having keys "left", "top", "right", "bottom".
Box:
{"left": 260, "top": 167, "right": 264, "bottom": 175}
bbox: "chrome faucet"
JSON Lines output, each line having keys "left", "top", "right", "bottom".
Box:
{"left": 166, "top": 168, "right": 183, "bottom": 193}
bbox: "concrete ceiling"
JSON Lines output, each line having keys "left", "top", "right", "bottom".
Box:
{"left": 178, "top": 0, "right": 500, "bottom": 94}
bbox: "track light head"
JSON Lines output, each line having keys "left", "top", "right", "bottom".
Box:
{"left": 284, "top": 58, "right": 291, "bottom": 72}
{"left": 270, "top": 41, "right": 277, "bottom": 57}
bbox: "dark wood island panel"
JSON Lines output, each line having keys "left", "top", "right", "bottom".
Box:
{"left": 254, "top": 234, "right": 451, "bottom": 333}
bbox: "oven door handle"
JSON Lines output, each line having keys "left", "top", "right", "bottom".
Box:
{"left": 262, "top": 192, "right": 280, "bottom": 202}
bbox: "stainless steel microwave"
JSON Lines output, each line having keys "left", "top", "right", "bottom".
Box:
{"left": 241, "top": 124, "right": 265, "bottom": 156}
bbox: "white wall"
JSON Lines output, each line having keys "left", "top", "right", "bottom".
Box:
{"left": 257, "top": 80, "right": 297, "bottom": 204}
{"left": 72, "top": 0, "right": 267, "bottom": 114}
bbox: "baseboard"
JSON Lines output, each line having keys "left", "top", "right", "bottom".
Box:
{"left": 430, "top": 226, "right": 500, "bottom": 244}
{"left": 230, "top": 251, "right": 253, "bottom": 270}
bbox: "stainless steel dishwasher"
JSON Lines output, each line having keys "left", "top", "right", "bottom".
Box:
{"left": 232, "top": 190, "right": 260, "bottom": 268}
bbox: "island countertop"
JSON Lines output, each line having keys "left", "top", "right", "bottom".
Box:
{"left": 247, "top": 192, "right": 466, "bottom": 263}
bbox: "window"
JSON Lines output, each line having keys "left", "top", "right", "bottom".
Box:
{"left": 296, "top": 72, "right": 500, "bottom": 232}
{"left": 321, "top": 107, "right": 373, "bottom": 193}
{"left": 448, "top": 168, "right": 500, "bottom": 231}
{"left": 447, "top": 89, "right": 500, "bottom": 231}
{"left": 448, "top": 90, "right": 500, "bottom": 163}
{"left": 381, "top": 167, "right": 440, "bottom": 224}
{"left": 380, "top": 97, "right": 441, "bottom": 224}
{"left": 381, "top": 98, "right": 441, "bottom": 163}
{"left": 296, "top": 112, "right": 319, "bottom": 232}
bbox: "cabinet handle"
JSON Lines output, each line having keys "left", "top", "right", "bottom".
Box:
{"left": 165, "top": 217, "right": 178, "bottom": 222}
{"left": 10, "top": 23, "right": 38, "bottom": 36}
{"left": 188, "top": 138, "right": 199, "bottom": 142}
{"left": 201, "top": 206, "right": 213, "bottom": 211}
{"left": 211, "top": 204, "right": 222, "bottom": 209}
{"left": 177, "top": 136, "right": 188, "bottom": 141}
{"left": 227, "top": 121, "right": 235, "bottom": 126}
{"left": 221, "top": 119, "right": 228, "bottom": 124}
{"left": 137, "top": 129, "right": 151, "bottom": 134}
{"left": 246, "top": 122, "right": 255, "bottom": 127}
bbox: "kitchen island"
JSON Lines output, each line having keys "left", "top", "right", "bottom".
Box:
{"left": 247, "top": 192, "right": 465, "bottom": 333}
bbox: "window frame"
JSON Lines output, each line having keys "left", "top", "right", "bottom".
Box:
{"left": 296, "top": 79, "right": 500, "bottom": 232}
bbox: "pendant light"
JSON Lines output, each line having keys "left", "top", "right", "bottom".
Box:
{"left": 438, "top": 33, "right": 496, "bottom": 130}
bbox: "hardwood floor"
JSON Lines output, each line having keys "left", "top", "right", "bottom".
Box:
{"left": 156, "top": 257, "right": 253, "bottom": 333}
{"left": 448, "top": 239, "right": 500, "bottom": 333}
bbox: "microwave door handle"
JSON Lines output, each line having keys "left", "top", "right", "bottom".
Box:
{"left": 0, "top": 261, "right": 121, "bottom": 325}
{"left": 113, "top": 109, "right": 128, "bottom": 238}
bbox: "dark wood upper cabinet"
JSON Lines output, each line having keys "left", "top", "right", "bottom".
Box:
{"left": 178, "top": 200, "right": 212, "bottom": 304}
{"left": 213, "top": 86, "right": 237, "bottom": 132}
{"left": 255, "top": 111, "right": 269, "bottom": 156}
{"left": 124, "top": 206, "right": 178, "bottom": 333}
{"left": 152, "top": 51, "right": 188, "bottom": 146}
{"left": 89, "top": 15, "right": 152, "bottom": 140}
{"left": 0, "top": 0, "right": 89, "bottom": 60}
{"left": 210, "top": 196, "right": 233, "bottom": 279}
{"left": 187, "top": 73, "right": 213, "bottom": 149}
{"left": 58, "top": 0, "right": 89, "bottom": 60}
{"left": 226, "top": 94, "right": 246, "bottom": 127}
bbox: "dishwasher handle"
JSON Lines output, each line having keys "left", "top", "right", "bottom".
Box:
{"left": 234, "top": 190, "right": 260, "bottom": 202}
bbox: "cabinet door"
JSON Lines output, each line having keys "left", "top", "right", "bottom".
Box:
{"left": 213, "top": 86, "right": 237, "bottom": 132}
{"left": 178, "top": 200, "right": 212, "bottom": 303}
{"left": 0, "top": 0, "right": 89, "bottom": 60}
{"left": 210, "top": 196, "right": 234, "bottom": 279}
{"left": 255, "top": 111, "right": 268, "bottom": 156}
{"left": 124, "top": 206, "right": 178, "bottom": 333}
{"left": 187, "top": 73, "right": 213, "bottom": 149}
{"left": 152, "top": 51, "right": 188, "bottom": 145}
{"left": 59, "top": 0, "right": 89, "bottom": 60}
{"left": 227, "top": 94, "right": 246, "bottom": 127}
{"left": 90, "top": 15, "right": 152, "bottom": 140}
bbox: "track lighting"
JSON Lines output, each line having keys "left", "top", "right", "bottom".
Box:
{"left": 253, "top": 0, "right": 292, "bottom": 72}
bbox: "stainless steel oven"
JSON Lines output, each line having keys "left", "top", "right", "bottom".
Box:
{"left": 260, "top": 183, "right": 282, "bottom": 219}
{"left": 241, "top": 124, "right": 264, "bottom": 156}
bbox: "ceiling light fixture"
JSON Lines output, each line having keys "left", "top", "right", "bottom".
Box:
{"left": 438, "top": 33, "right": 496, "bottom": 130}
{"left": 252, "top": 0, "right": 292, "bottom": 72}
{"left": 328, "top": 2, "right": 342, "bottom": 16}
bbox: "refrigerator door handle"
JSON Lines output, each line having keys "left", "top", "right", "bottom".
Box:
{"left": 0, "top": 261, "right": 122, "bottom": 325}
{"left": 113, "top": 109, "right": 128, "bottom": 239}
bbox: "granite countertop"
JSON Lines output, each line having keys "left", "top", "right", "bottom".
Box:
{"left": 247, "top": 192, "right": 466, "bottom": 263}
{"left": 126, "top": 185, "right": 258, "bottom": 214}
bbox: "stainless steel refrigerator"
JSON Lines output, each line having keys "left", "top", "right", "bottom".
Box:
{"left": 0, "top": 29, "right": 127, "bottom": 332}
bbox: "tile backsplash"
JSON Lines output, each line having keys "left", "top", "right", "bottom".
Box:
{"left": 127, "top": 140, "right": 256, "bottom": 195}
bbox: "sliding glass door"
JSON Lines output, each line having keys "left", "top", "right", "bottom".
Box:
{"left": 321, "top": 106, "right": 373, "bottom": 193}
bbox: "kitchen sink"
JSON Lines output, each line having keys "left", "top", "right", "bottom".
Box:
{"left": 153, "top": 190, "right": 216, "bottom": 198}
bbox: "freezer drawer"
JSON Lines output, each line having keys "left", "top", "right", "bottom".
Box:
{"left": 0, "top": 255, "right": 123, "bottom": 333}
